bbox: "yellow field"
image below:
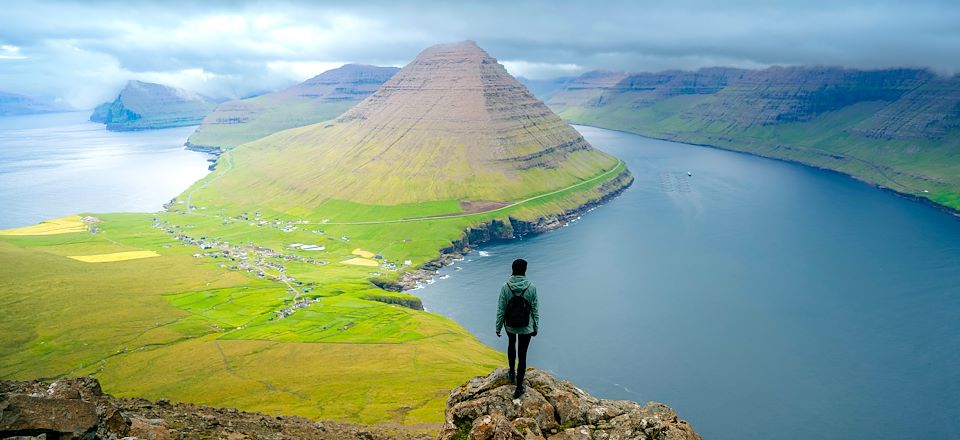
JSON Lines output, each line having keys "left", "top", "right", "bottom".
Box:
{"left": 67, "top": 250, "right": 161, "bottom": 263}
{"left": 351, "top": 248, "right": 376, "bottom": 258}
{"left": 341, "top": 257, "right": 380, "bottom": 266}
{"left": 0, "top": 215, "right": 87, "bottom": 236}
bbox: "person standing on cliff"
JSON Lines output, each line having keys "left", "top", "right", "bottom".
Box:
{"left": 496, "top": 258, "right": 539, "bottom": 398}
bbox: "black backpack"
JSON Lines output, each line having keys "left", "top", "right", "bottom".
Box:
{"left": 505, "top": 286, "right": 531, "bottom": 328}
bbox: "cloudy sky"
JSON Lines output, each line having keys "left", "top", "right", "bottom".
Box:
{"left": 2, "top": 0, "right": 958, "bottom": 109}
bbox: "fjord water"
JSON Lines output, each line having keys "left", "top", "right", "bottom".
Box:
{"left": 418, "top": 126, "right": 960, "bottom": 439}
{"left": 0, "top": 112, "right": 211, "bottom": 228}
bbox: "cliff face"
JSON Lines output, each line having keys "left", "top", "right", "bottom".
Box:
{"left": 186, "top": 64, "right": 399, "bottom": 151}
{"left": 549, "top": 67, "right": 953, "bottom": 132}
{"left": 438, "top": 368, "right": 700, "bottom": 440}
{"left": 545, "top": 67, "right": 960, "bottom": 211}
{"left": 89, "top": 80, "right": 218, "bottom": 131}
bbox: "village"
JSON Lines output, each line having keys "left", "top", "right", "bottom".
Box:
{"left": 151, "top": 216, "right": 326, "bottom": 320}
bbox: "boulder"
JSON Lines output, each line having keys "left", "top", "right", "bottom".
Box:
{"left": 438, "top": 368, "right": 700, "bottom": 440}
{"left": 0, "top": 394, "right": 98, "bottom": 439}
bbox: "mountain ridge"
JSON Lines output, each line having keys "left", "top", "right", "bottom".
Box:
{"left": 186, "top": 64, "right": 399, "bottom": 152}
{"left": 543, "top": 65, "right": 960, "bottom": 210}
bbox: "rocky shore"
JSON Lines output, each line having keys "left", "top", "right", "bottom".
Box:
{"left": 183, "top": 141, "right": 224, "bottom": 156}
{"left": 383, "top": 169, "right": 634, "bottom": 292}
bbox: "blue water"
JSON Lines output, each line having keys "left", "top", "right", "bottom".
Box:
{"left": 0, "top": 112, "right": 211, "bottom": 228}
{"left": 417, "top": 126, "right": 960, "bottom": 440}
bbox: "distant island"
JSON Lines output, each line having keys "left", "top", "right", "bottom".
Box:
{"left": 539, "top": 67, "right": 960, "bottom": 213}
{"left": 89, "top": 80, "right": 218, "bottom": 131}
{"left": 0, "top": 91, "right": 67, "bottom": 116}
{"left": 186, "top": 64, "right": 399, "bottom": 153}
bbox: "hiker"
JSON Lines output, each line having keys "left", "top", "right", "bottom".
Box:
{"left": 496, "top": 258, "right": 539, "bottom": 398}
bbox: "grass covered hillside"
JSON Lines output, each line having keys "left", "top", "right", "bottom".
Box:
{"left": 186, "top": 64, "right": 399, "bottom": 152}
{"left": 545, "top": 67, "right": 960, "bottom": 210}
{"left": 90, "top": 80, "right": 218, "bottom": 131}
{"left": 189, "top": 41, "right": 624, "bottom": 211}
{"left": 0, "top": 41, "right": 631, "bottom": 431}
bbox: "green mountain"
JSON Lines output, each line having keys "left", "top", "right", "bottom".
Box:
{"left": 89, "top": 80, "right": 218, "bottom": 131}
{"left": 544, "top": 67, "right": 960, "bottom": 211}
{"left": 186, "top": 64, "right": 399, "bottom": 152}
{"left": 0, "top": 91, "right": 66, "bottom": 116}
{"left": 189, "top": 41, "right": 625, "bottom": 212}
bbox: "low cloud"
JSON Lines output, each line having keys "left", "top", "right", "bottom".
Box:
{"left": 2, "top": 0, "right": 958, "bottom": 108}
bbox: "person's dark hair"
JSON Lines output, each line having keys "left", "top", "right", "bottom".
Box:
{"left": 511, "top": 258, "right": 527, "bottom": 276}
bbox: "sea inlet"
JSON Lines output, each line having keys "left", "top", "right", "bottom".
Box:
{"left": 417, "top": 125, "right": 960, "bottom": 440}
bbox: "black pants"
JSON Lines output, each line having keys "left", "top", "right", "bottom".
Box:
{"left": 507, "top": 331, "right": 532, "bottom": 387}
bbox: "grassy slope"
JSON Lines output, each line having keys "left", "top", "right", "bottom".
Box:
{"left": 555, "top": 94, "right": 960, "bottom": 210}
{"left": 187, "top": 119, "right": 621, "bottom": 209}
{"left": 0, "top": 156, "right": 627, "bottom": 425}
{"left": 0, "top": 213, "right": 502, "bottom": 424}
{"left": 186, "top": 99, "right": 358, "bottom": 150}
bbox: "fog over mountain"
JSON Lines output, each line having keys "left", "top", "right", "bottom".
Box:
{"left": 1, "top": 0, "right": 958, "bottom": 109}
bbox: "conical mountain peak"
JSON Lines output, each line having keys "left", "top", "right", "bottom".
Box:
{"left": 191, "top": 41, "right": 624, "bottom": 209}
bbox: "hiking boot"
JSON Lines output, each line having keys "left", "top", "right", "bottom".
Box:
{"left": 513, "top": 385, "right": 525, "bottom": 399}
{"left": 508, "top": 370, "right": 516, "bottom": 384}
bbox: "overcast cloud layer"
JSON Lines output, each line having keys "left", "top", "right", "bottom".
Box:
{"left": 2, "top": 0, "right": 958, "bottom": 109}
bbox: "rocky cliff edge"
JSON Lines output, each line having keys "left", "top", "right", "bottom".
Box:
{"left": 0, "top": 369, "right": 699, "bottom": 440}
{"left": 438, "top": 368, "right": 700, "bottom": 440}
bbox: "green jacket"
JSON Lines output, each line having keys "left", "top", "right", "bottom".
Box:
{"left": 496, "top": 275, "right": 539, "bottom": 335}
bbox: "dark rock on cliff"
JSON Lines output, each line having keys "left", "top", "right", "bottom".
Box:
{"left": 0, "top": 377, "right": 430, "bottom": 440}
{"left": 438, "top": 368, "right": 700, "bottom": 440}
{"left": 395, "top": 169, "right": 633, "bottom": 291}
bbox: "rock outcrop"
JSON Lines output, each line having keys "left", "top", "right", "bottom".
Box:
{"left": 0, "top": 377, "right": 430, "bottom": 440}
{"left": 90, "top": 80, "right": 218, "bottom": 131}
{"left": 438, "top": 368, "right": 700, "bottom": 440}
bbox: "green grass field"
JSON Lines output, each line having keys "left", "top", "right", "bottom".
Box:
{"left": 0, "top": 156, "right": 628, "bottom": 426}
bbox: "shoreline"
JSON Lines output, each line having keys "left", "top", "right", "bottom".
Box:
{"left": 183, "top": 141, "right": 224, "bottom": 156}
{"left": 569, "top": 123, "right": 960, "bottom": 220}
{"left": 373, "top": 168, "right": 635, "bottom": 292}
{"left": 184, "top": 142, "right": 224, "bottom": 170}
